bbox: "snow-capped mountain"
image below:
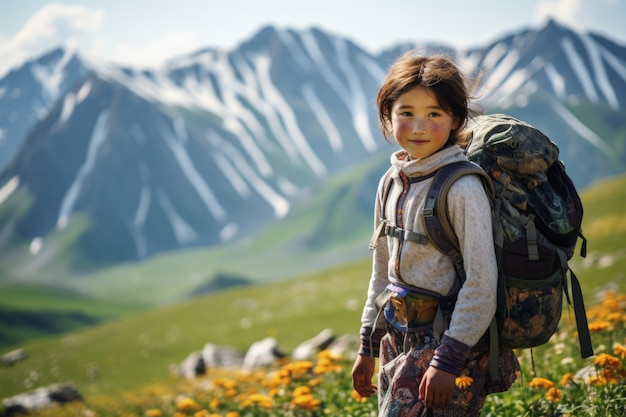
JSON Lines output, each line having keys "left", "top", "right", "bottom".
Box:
{"left": 461, "top": 19, "right": 626, "bottom": 184}
{"left": 0, "top": 19, "right": 624, "bottom": 269}
{"left": 0, "top": 48, "right": 91, "bottom": 170}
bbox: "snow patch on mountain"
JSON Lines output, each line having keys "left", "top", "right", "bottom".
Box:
{"left": 57, "top": 110, "right": 110, "bottom": 229}
{"left": 159, "top": 119, "right": 226, "bottom": 222}
{"left": 600, "top": 47, "right": 626, "bottom": 107}
{"left": 252, "top": 55, "right": 327, "bottom": 176}
{"left": 0, "top": 176, "right": 19, "bottom": 206}
{"left": 561, "top": 37, "right": 599, "bottom": 103}
{"left": 132, "top": 185, "right": 151, "bottom": 258}
{"left": 157, "top": 189, "right": 198, "bottom": 244}
{"left": 302, "top": 83, "right": 343, "bottom": 152}
{"left": 579, "top": 34, "right": 619, "bottom": 109}
{"left": 552, "top": 100, "right": 612, "bottom": 156}
{"left": 544, "top": 63, "right": 566, "bottom": 98}
{"left": 211, "top": 146, "right": 251, "bottom": 198}
{"left": 30, "top": 47, "right": 74, "bottom": 101}
{"left": 332, "top": 38, "right": 377, "bottom": 153}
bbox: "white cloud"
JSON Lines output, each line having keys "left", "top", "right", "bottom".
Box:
{"left": 533, "top": 0, "right": 582, "bottom": 25}
{"left": 0, "top": 3, "right": 104, "bottom": 77}
{"left": 111, "top": 30, "right": 200, "bottom": 69}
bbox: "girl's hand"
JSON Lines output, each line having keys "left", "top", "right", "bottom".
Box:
{"left": 418, "top": 365, "right": 455, "bottom": 408}
{"left": 351, "top": 354, "right": 378, "bottom": 397}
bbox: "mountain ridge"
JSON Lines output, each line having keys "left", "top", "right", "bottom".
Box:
{"left": 0, "top": 19, "right": 624, "bottom": 276}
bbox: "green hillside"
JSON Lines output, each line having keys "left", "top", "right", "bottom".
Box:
{"left": 570, "top": 173, "right": 626, "bottom": 291}
{"left": 1, "top": 172, "right": 624, "bottom": 402}
{"left": 0, "top": 150, "right": 389, "bottom": 349}
{"left": 0, "top": 258, "right": 372, "bottom": 399}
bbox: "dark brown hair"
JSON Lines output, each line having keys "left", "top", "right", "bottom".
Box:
{"left": 376, "top": 51, "right": 482, "bottom": 146}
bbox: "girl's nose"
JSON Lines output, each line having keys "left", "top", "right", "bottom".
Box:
{"left": 412, "top": 118, "right": 426, "bottom": 133}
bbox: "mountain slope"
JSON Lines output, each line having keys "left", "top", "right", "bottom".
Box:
{"left": 0, "top": 48, "right": 91, "bottom": 171}
{"left": 460, "top": 20, "right": 626, "bottom": 184}
{"left": 0, "top": 20, "right": 624, "bottom": 276}
{"left": 0, "top": 26, "right": 390, "bottom": 268}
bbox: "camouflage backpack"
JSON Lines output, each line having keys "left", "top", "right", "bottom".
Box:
{"left": 423, "top": 114, "right": 594, "bottom": 359}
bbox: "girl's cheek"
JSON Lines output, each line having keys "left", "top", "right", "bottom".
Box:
{"left": 393, "top": 120, "right": 411, "bottom": 136}
{"left": 429, "top": 121, "right": 450, "bottom": 136}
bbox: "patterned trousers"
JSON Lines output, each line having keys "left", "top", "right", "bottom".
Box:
{"left": 377, "top": 326, "right": 519, "bottom": 417}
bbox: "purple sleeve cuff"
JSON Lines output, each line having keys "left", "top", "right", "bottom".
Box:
{"left": 430, "top": 334, "right": 471, "bottom": 375}
{"left": 358, "top": 327, "right": 386, "bottom": 357}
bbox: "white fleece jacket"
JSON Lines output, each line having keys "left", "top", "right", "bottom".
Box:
{"left": 361, "top": 145, "right": 498, "bottom": 347}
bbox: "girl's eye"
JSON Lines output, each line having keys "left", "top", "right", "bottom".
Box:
{"left": 428, "top": 112, "right": 440, "bottom": 117}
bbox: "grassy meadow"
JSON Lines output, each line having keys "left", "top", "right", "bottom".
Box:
{"left": 0, "top": 173, "right": 625, "bottom": 416}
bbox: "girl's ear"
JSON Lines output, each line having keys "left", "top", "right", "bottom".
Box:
{"left": 452, "top": 117, "right": 461, "bottom": 131}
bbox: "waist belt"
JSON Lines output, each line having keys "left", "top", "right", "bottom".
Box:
{"left": 383, "top": 283, "right": 454, "bottom": 333}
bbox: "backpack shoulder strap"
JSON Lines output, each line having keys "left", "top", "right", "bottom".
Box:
{"left": 368, "top": 168, "right": 396, "bottom": 250}
{"left": 423, "top": 161, "right": 494, "bottom": 280}
{"left": 424, "top": 161, "right": 501, "bottom": 381}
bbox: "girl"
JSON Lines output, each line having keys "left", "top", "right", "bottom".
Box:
{"left": 351, "top": 52, "right": 518, "bottom": 416}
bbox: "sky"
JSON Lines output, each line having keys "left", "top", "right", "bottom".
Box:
{"left": 1, "top": 0, "right": 625, "bottom": 77}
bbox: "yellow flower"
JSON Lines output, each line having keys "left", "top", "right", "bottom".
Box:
{"left": 318, "top": 349, "right": 342, "bottom": 361}
{"left": 209, "top": 399, "right": 220, "bottom": 409}
{"left": 283, "top": 360, "right": 314, "bottom": 378}
{"left": 313, "top": 357, "right": 342, "bottom": 374}
{"left": 601, "top": 369, "right": 620, "bottom": 385}
{"left": 308, "top": 377, "right": 324, "bottom": 387}
{"left": 594, "top": 353, "right": 621, "bottom": 369}
{"left": 177, "top": 398, "right": 200, "bottom": 413}
{"left": 606, "top": 311, "right": 624, "bottom": 323}
{"left": 589, "top": 375, "right": 608, "bottom": 386}
{"left": 614, "top": 343, "right": 626, "bottom": 359}
{"left": 291, "top": 385, "right": 320, "bottom": 410}
{"left": 559, "top": 372, "right": 573, "bottom": 387}
{"left": 268, "top": 388, "right": 280, "bottom": 397}
{"left": 292, "top": 386, "right": 312, "bottom": 397}
{"left": 291, "top": 393, "right": 321, "bottom": 410}
{"left": 455, "top": 375, "right": 473, "bottom": 389}
{"left": 528, "top": 377, "right": 555, "bottom": 389}
{"left": 145, "top": 410, "right": 162, "bottom": 417}
{"left": 222, "top": 380, "right": 237, "bottom": 390}
{"left": 266, "top": 369, "right": 291, "bottom": 387}
{"left": 194, "top": 411, "right": 209, "bottom": 417}
{"left": 351, "top": 390, "right": 368, "bottom": 403}
{"left": 545, "top": 387, "right": 562, "bottom": 403}
{"left": 588, "top": 321, "right": 612, "bottom": 332}
{"left": 225, "top": 412, "right": 240, "bottom": 417}
{"left": 242, "top": 393, "right": 273, "bottom": 409}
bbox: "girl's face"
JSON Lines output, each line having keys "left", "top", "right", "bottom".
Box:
{"left": 390, "top": 86, "right": 459, "bottom": 160}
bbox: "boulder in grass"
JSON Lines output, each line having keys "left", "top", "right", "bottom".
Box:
{"left": 292, "top": 328, "right": 336, "bottom": 360}
{"left": 241, "top": 337, "right": 286, "bottom": 372}
{"left": 202, "top": 343, "right": 244, "bottom": 369}
{"left": 1, "top": 348, "right": 27, "bottom": 367}
{"left": 2, "top": 383, "right": 82, "bottom": 416}
{"left": 177, "top": 351, "right": 206, "bottom": 379}
{"left": 326, "top": 333, "right": 360, "bottom": 358}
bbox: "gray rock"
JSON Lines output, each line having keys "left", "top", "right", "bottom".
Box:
{"left": 2, "top": 383, "right": 82, "bottom": 416}
{"left": 327, "top": 334, "right": 360, "bottom": 358}
{"left": 292, "top": 328, "right": 336, "bottom": 360}
{"left": 202, "top": 343, "right": 244, "bottom": 369}
{"left": 177, "top": 351, "right": 206, "bottom": 379}
{"left": 241, "top": 337, "right": 286, "bottom": 372}
{"left": 1, "top": 348, "right": 27, "bottom": 367}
